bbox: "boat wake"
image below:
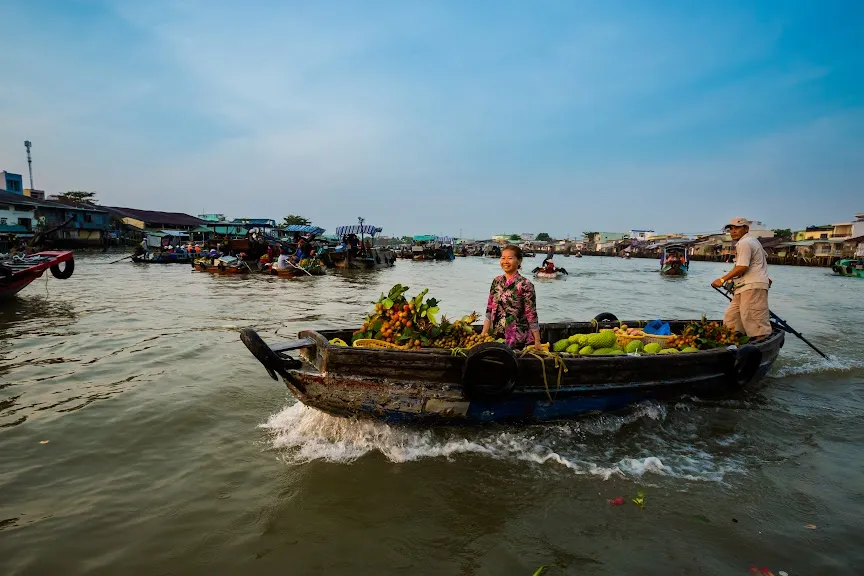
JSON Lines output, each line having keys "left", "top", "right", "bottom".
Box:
{"left": 770, "top": 355, "right": 864, "bottom": 378}
{"left": 260, "top": 401, "right": 745, "bottom": 482}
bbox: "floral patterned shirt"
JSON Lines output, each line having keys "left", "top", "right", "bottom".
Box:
{"left": 485, "top": 273, "right": 539, "bottom": 348}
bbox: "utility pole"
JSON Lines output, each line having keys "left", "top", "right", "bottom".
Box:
{"left": 24, "top": 140, "right": 34, "bottom": 190}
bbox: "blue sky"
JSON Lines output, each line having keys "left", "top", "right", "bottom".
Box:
{"left": 1, "top": 0, "right": 862, "bottom": 237}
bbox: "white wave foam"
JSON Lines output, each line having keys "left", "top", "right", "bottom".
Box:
{"left": 258, "top": 401, "right": 738, "bottom": 481}
{"left": 771, "top": 356, "right": 864, "bottom": 378}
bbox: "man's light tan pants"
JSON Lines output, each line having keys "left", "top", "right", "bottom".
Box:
{"left": 723, "top": 289, "right": 771, "bottom": 337}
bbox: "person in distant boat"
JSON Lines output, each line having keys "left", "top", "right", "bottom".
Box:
{"left": 348, "top": 234, "right": 359, "bottom": 254}
{"left": 712, "top": 217, "right": 771, "bottom": 338}
{"left": 275, "top": 246, "right": 292, "bottom": 271}
{"left": 481, "top": 244, "right": 541, "bottom": 350}
{"left": 541, "top": 255, "right": 556, "bottom": 273}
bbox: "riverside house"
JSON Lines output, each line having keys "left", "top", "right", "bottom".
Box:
{"left": 0, "top": 189, "right": 110, "bottom": 246}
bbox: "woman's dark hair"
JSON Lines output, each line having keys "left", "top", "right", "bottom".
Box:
{"left": 501, "top": 244, "right": 523, "bottom": 260}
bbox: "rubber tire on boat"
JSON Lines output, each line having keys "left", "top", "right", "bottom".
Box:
{"left": 847, "top": 265, "right": 854, "bottom": 275}
{"left": 461, "top": 342, "right": 519, "bottom": 401}
{"left": 593, "top": 312, "right": 618, "bottom": 323}
{"left": 50, "top": 258, "right": 75, "bottom": 280}
{"left": 729, "top": 344, "right": 762, "bottom": 387}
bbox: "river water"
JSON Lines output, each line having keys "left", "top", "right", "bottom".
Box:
{"left": 1, "top": 252, "right": 862, "bottom": 575}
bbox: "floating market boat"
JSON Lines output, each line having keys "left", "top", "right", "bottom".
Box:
{"left": 260, "top": 257, "right": 326, "bottom": 277}
{"left": 240, "top": 314, "right": 784, "bottom": 424}
{"left": 411, "top": 235, "right": 455, "bottom": 261}
{"left": 132, "top": 252, "right": 193, "bottom": 264}
{"left": 0, "top": 251, "right": 75, "bottom": 300}
{"left": 534, "top": 270, "right": 567, "bottom": 280}
{"left": 320, "top": 221, "right": 396, "bottom": 269}
{"left": 660, "top": 244, "right": 689, "bottom": 276}
{"left": 192, "top": 255, "right": 250, "bottom": 275}
{"left": 483, "top": 244, "right": 501, "bottom": 258}
{"left": 831, "top": 258, "right": 864, "bottom": 278}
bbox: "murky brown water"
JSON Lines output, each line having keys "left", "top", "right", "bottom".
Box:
{"left": 1, "top": 251, "right": 862, "bottom": 575}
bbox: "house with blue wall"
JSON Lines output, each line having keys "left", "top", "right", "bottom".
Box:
{"left": 1, "top": 171, "right": 24, "bottom": 194}
{"left": 0, "top": 189, "right": 110, "bottom": 246}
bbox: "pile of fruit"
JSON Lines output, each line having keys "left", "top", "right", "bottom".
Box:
{"left": 551, "top": 318, "right": 749, "bottom": 356}
{"left": 552, "top": 330, "right": 625, "bottom": 356}
{"left": 351, "top": 284, "right": 495, "bottom": 350}
{"left": 669, "top": 317, "right": 749, "bottom": 350}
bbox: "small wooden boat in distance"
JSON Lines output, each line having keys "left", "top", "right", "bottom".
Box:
{"left": 321, "top": 220, "right": 396, "bottom": 269}
{"left": 660, "top": 244, "right": 689, "bottom": 276}
{"left": 240, "top": 315, "right": 784, "bottom": 424}
{"left": 1, "top": 251, "right": 76, "bottom": 300}
{"left": 831, "top": 258, "right": 864, "bottom": 278}
{"left": 192, "top": 255, "right": 250, "bottom": 274}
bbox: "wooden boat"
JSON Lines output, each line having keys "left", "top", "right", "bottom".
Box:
{"left": 660, "top": 244, "right": 689, "bottom": 276}
{"left": 240, "top": 315, "right": 785, "bottom": 424}
{"left": 132, "top": 253, "right": 193, "bottom": 264}
{"left": 411, "top": 235, "right": 455, "bottom": 261}
{"left": 0, "top": 251, "right": 75, "bottom": 300}
{"left": 192, "top": 256, "right": 250, "bottom": 275}
{"left": 321, "top": 221, "right": 396, "bottom": 269}
{"left": 831, "top": 258, "right": 864, "bottom": 278}
{"left": 260, "top": 258, "right": 326, "bottom": 277}
{"left": 534, "top": 270, "right": 567, "bottom": 280}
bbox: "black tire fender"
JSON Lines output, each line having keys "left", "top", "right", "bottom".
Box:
{"left": 729, "top": 344, "right": 763, "bottom": 387}
{"left": 50, "top": 258, "right": 75, "bottom": 280}
{"left": 593, "top": 312, "right": 618, "bottom": 323}
{"left": 461, "top": 342, "right": 519, "bottom": 401}
{"left": 846, "top": 265, "right": 854, "bottom": 275}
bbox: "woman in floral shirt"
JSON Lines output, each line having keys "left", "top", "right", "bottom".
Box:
{"left": 481, "top": 245, "right": 541, "bottom": 349}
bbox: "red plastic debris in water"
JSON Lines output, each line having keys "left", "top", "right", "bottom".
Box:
{"left": 608, "top": 497, "right": 625, "bottom": 506}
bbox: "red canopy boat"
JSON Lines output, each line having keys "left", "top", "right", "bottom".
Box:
{"left": 0, "top": 251, "right": 76, "bottom": 300}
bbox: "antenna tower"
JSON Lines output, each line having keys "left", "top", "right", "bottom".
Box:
{"left": 24, "top": 140, "right": 34, "bottom": 190}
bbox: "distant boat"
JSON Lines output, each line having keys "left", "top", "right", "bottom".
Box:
{"left": 321, "top": 221, "right": 396, "bottom": 269}
{"left": 832, "top": 258, "right": 864, "bottom": 278}
{"left": 660, "top": 245, "right": 689, "bottom": 276}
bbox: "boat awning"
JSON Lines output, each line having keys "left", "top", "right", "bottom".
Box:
{"left": 413, "top": 235, "right": 453, "bottom": 243}
{"left": 158, "top": 229, "right": 191, "bottom": 237}
{"left": 336, "top": 224, "right": 382, "bottom": 236}
{"left": 0, "top": 224, "right": 29, "bottom": 234}
{"left": 282, "top": 224, "right": 326, "bottom": 235}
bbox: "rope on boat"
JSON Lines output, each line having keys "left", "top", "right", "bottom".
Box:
{"left": 519, "top": 349, "right": 569, "bottom": 404}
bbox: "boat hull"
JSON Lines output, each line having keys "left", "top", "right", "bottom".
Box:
{"left": 241, "top": 319, "right": 784, "bottom": 424}
{"left": 192, "top": 261, "right": 250, "bottom": 274}
{"left": 132, "top": 255, "right": 193, "bottom": 264}
{"left": 325, "top": 248, "right": 396, "bottom": 269}
{"left": 534, "top": 271, "right": 565, "bottom": 279}
{"left": 1, "top": 251, "right": 75, "bottom": 300}
{"left": 660, "top": 264, "right": 688, "bottom": 276}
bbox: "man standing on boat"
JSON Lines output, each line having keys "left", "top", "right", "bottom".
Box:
{"left": 711, "top": 217, "right": 771, "bottom": 338}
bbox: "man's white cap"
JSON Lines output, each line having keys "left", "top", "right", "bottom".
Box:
{"left": 724, "top": 217, "right": 751, "bottom": 229}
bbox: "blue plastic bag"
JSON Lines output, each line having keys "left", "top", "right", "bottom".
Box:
{"left": 644, "top": 319, "right": 671, "bottom": 335}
